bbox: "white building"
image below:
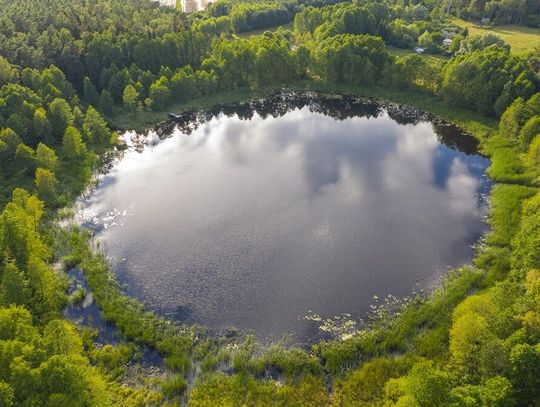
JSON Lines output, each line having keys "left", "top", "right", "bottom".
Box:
{"left": 181, "top": 0, "right": 198, "bottom": 13}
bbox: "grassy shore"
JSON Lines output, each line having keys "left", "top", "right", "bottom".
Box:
{"left": 453, "top": 18, "right": 540, "bottom": 55}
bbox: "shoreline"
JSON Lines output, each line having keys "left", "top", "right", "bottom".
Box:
{"left": 60, "top": 86, "right": 537, "bottom": 401}
{"left": 70, "top": 90, "right": 498, "bottom": 344}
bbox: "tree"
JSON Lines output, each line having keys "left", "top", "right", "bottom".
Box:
{"left": 149, "top": 77, "right": 171, "bottom": 111}
{"left": 32, "top": 108, "right": 51, "bottom": 141}
{"left": 62, "top": 126, "right": 87, "bottom": 160}
{"left": 98, "top": 90, "right": 114, "bottom": 117}
{"left": 509, "top": 343, "right": 540, "bottom": 405}
{"left": 0, "top": 56, "right": 18, "bottom": 87}
{"left": 35, "top": 168, "right": 58, "bottom": 205}
{"left": 15, "top": 144, "right": 35, "bottom": 172}
{"left": 82, "top": 106, "right": 110, "bottom": 146}
{"left": 441, "top": 47, "right": 528, "bottom": 116}
{"left": 518, "top": 116, "right": 540, "bottom": 147}
{"left": 527, "top": 134, "right": 540, "bottom": 167}
{"left": 122, "top": 84, "right": 139, "bottom": 110}
{"left": 36, "top": 143, "right": 57, "bottom": 171}
{"left": 479, "top": 376, "right": 515, "bottom": 407}
{"left": 499, "top": 98, "right": 531, "bottom": 140}
{"left": 0, "top": 381, "right": 15, "bottom": 407}
{"left": 48, "top": 98, "right": 73, "bottom": 140}
{"left": 385, "top": 361, "right": 453, "bottom": 406}
{"left": 449, "top": 312, "right": 499, "bottom": 380}
{"left": 0, "top": 306, "right": 35, "bottom": 341}
{"left": 294, "top": 45, "right": 310, "bottom": 78}
{"left": 1, "top": 263, "right": 30, "bottom": 307}
{"left": 43, "top": 320, "right": 83, "bottom": 356}
{"left": 38, "top": 355, "right": 88, "bottom": 401}
{"left": 83, "top": 77, "right": 99, "bottom": 106}
{"left": 312, "top": 34, "right": 390, "bottom": 83}
{"left": 458, "top": 34, "right": 510, "bottom": 54}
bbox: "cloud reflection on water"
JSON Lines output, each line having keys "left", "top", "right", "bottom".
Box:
{"left": 81, "top": 103, "right": 491, "bottom": 342}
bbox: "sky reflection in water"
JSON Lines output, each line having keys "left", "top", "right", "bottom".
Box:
{"left": 82, "top": 98, "right": 491, "bottom": 342}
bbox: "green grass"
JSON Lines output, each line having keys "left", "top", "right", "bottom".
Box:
{"left": 453, "top": 18, "right": 540, "bottom": 54}
{"left": 387, "top": 46, "right": 449, "bottom": 63}
{"left": 486, "top": 183, "right": 538, "bottom": 247}
{"left": 235, "top": 22, "right": 293, "bottom": 39}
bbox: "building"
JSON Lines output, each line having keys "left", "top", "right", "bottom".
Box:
{"left": 414, "top": 47, "right": 425, "bottom": 54}
{"left": 182, "top": 0, "right": 198, "bottom": 13}
{"left": 443, "top": 38, "right": 452, "bottom": 47}
{"left": 198, "top": 0, "right": 209, "bottom": 10}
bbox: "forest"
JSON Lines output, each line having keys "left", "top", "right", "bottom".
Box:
{"left": 0, "top": 0, "right": 539, "bottom": 405}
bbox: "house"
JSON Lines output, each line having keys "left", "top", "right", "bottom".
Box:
{"left": 443, "top": 38, "right": 452, "bottom": 47}
{"left": 181, "top": 0, "right": 198, "bottom": 13}
{"left": 414, "top": 47, "right": 425, "bottom": 54}
{"left": 481, "top": 17, "right": 491, "bottom": 25}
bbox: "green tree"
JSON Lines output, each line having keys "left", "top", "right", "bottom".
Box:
{"left": 83, "top": 77, "right": 99, "bottom": 107}
{"left": 14, "top": 144, "right": 35, "bottom": 172}
{"left": 35, "top": 168, "right": 58, "bottom": 205}
{"left": 527, "top": 134, "right": 540, "bottom": 167}
{"left": 82, "top": 106, "right": 110, "bottom": 146}
{"left": 62, "top": 126, "right": 87, "bottom": 161}
{"left": 458, "top": 34, "right": 510, "bottom": 54}
{"left": 0, "top": 56, "right": 18, "bottom": 87}
{"left": 122, "top": 84, "right": 139, "bottom": 110}
{"left": 1, "top": 263, "right": 30, "bottom": 307}
{"left": 36, "top": 143, "right": 57, "bottom": 171}
{"left": 43, "top": 320, "right": 83, "bottom": 356}
{"left": 509, "top": 343, "right": 540, "bottom": 405}
{"left": 33, "top": 108, "right": 51, "bottom": 140}
{"left": 0, "top": 381, "right": 14, "bottom": 407}
{"left": 499, "top": 97, "right": 531, "bottom": 140}
{"left": 480, "top": 376, "right": 515, "bottom": 407}
{"left": 385, "top": 361, "right": 453, "bottom": 406}
{"left": 48, "top": 99, "right": 73, "bottom": 140}
{"left": 98, "top": 90, "right": 114, "bottom": 117}
{"left": 149, "top": 77, "right": 171, "bottom": 111}
{"left": 518, "top": 116, "right": 540, "bottom": 147}
{"left": 449, "top": 312, "right": 499, "bottom": 380}
{"left": 0, "top": 306, "right": 35, "bottom": 341}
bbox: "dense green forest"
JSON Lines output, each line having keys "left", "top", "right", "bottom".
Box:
{"left": 0, "top": 0, "right": 539, "bottom": 405}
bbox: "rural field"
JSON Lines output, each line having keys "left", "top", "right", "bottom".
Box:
{"left": 453, "top": 18, "right": 540, "bottom": 53}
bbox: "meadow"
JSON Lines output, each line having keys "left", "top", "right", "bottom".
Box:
{"left": 453, "top": 18, "right": 540, "bottom": 54}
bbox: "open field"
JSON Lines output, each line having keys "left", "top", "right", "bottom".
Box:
{"left": 453, "top": 18, "right": 540, "bottom": 54}
{"left": 387, "top": 46, "right": 449, "bottom": 63}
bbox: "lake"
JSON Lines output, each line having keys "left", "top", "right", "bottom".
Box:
{"left": 80, "top": 93, "right": 491, "bottom": 342}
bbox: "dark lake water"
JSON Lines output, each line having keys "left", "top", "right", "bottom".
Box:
{"left": 81, "top": 93, "right": 491, "bottom": 342}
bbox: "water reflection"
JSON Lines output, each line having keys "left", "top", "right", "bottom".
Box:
{"left": 81, "top": 94, "right": 491, "bottom": 342}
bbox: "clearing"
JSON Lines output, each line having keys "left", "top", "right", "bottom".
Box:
{"left": 453, "top": 18, "right": 540, "bottom": 54}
